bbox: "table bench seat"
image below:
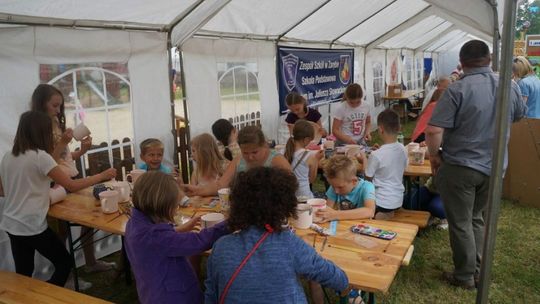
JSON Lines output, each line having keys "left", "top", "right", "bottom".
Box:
{"left": 387, "top": 209, "right": 430, "bottom": 228}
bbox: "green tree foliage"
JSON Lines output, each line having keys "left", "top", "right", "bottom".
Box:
{"left": 516, "top": 0, "right": 540, "bottom": 38}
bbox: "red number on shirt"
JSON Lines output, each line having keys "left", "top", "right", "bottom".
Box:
{"left": 352, "top": 119, "right": 364, "bottom": 136}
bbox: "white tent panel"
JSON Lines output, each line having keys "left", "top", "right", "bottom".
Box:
{"left": 425, "top": 29, "right": 464, "bottom": 52}
{"left": 406, "top": 21, "right": 452, "bottom": 49}
{"left": 364, "top": 48, "right": 387, "bottom": 127}
{"left": 200, "top": 0, "right": 324, "bottom": 37}
{"left": 379, "top": 15, "right": 445, "bottom": 49}
{"left": 386, "top": 49, "right": 402, "bottom": 85}
{"left": 0, "top": 0, "right": 195, "bottom": 25}
{"left": 435, "top": 34, "right": 470, "bottom": 52}
{"left": 339, "top": 0, "right": 429, "bottom": 46}
{"left": 285, "top": 0, "right": 393, "bottom": 42}
{"left": 426, "top": 0, "right": 496, "bottom": 38}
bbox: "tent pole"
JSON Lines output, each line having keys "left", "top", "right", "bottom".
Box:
{"left": 476, "top": 1, "right": 518, "bottom": 303}
{"left": 166, "top": 32, "right": 180, "bottom": 169}
{"left": 489, "top": 0, "right": 500, "bottom": 71}
{"left": 178, "top": 47, "right": 192, "bottom": 182}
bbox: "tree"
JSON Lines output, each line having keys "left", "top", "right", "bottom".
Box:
{"left": 515, "top": 0, "right": 540, "bottom": 39}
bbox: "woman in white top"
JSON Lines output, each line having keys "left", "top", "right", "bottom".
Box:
{"left": 283, "top": 120, "right": 323, "bottom": 199}
{"left": 0, "top": 111, "right": 116, "bottom": 286}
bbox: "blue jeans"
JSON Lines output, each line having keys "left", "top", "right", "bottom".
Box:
{"left": 411, "top": 186, "right": 446, "bottom": 219}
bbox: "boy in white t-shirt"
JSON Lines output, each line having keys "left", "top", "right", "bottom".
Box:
{"left": 332, "top": 83, "right": 372, "bottom": 146}
{"left": 359, "top": 109, "right": 408, "bottom": 220}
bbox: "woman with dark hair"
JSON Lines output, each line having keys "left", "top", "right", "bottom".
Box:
{"left": 0, "top": 111, "right": 115, "bottom": 287}
{"left": 285, "top": 92, "right": 327, "bottom": 137}
{"left": 204, "top": 167, "right": 348, "bottom": 303}
{"left": 211, "top": 119, "right": 240, "bottom": 161}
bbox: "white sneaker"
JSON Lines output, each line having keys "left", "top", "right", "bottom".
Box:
{"left": 65, "top": 276, "right": 92, "bottom": 291}
{"left": 85, "top": 260, "right": 117, "bottom": 273}
{"left": 437, "top": 219, "right": 448, "bottom": 230}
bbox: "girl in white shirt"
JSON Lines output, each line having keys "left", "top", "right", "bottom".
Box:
{"left": 283, "top": 120, "right": 323, "bottom": 199}
{"left": 332, "top": 83, "right": 372, "bottom": 146}
{"left": 0, "top": 111, "right": 115, "bottom": 286}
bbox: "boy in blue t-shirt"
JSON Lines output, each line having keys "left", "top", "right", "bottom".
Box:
{"left": 316, "top": 155, "right": 376, "bottom": 222}
{"left": 138, "top": 138, "right": 172, "bottom": 174}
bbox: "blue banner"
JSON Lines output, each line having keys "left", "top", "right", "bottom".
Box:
{"left": 277, "top": 46, "right": 354, "bottom": 114}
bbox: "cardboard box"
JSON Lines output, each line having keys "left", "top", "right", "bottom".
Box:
{"left": 503, "top": 118, "right": 540, "bottom": 208}
{"left": 387, "top": 84, "right": 402, "bottom": 98}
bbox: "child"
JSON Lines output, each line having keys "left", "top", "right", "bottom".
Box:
{"left": 316, "top": 155, "right": 376, "bottom": 222}
{"left": 359, "top": 109, "right": 407, "bottom": 220}
{"left": 190, "top": 133, "right": 226, "bottom": 186}
{"left": 31, "top": 84, "right": 115, "bottom": 287}
{"left": 204, "top": 167, "right": 349, "bottom": 303}
{"left": 211, "top": 119, "right": 241, "bottom": 161}
{"left": 285, "top": 92, "right": 327, "bottom": 137}
{"left": 125, "top": 171, "right": 229, "bottom": 304}
{"left": 412, "top": 88, "right": 445, "bottom": 143}
{"left": 138, "top": 138, "right": 172, "bottom": 173}
{"left": 332, "top": 83, "right": 372, "bottom": 146}
{"left": 283, "top": 120, "right": 323, "bottom": 199}
{"left": 0, "top": 111, "right": 116, "bottom": 287}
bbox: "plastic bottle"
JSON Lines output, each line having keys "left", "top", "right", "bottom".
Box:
{"left": 397, "top": 132, "right": 404, "bottom": 145}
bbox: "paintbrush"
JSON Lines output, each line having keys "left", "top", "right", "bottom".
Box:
{"left": 328, "top": 244, "right": 363, "bottom": 254}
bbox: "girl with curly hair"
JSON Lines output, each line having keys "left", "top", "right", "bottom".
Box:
{"left": 204, "top": 167, "right": 349, "bottom": 303}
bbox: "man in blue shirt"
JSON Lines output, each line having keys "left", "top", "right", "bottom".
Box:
{"left": 425, "top": 40, "right": 526, "bottom": 289}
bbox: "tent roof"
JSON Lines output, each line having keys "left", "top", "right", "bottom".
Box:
{"left": 0, "top": 0, "right": 500, "bottom": 51}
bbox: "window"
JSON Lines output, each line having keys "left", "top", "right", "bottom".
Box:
{"left": 415, "top": 56, "right": 423, "bottom": 89}
{"left": 372, "top": 62, "right": 384, "bottom": 107}
{"left": 217, "top": 62, "right": 261, "bottom": 128}
{"left": 40, "top": 63, "right": 132, "bottom": 177}
{"left": 404, "top": 56, "right": 414, "bottom": 90}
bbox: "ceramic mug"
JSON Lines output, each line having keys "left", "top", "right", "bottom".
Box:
{"left": 111, "top": 181, "right": 131, "bottom": 202}
{"left": 99, "top": 190, "right": 119, "bottom": 214}
{"left": 72, "top": 123, "right": 91, "bottom": 141}
{"left": 49, "top": 185, "right": 67, "bottom": 205}
{"left": 201, "top": 212, "right": 225, "bottom": 228}
{"left": 307, "top": 198, "right": 327, "bottom": 223}
{"left": 127, "top": 169, "right": 146, "bottom": 184}
{"left": 292, "top": 203, "right": 313, "bottom": 229}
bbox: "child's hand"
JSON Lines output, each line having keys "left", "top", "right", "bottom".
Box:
{"left": 100, "top": 168, "right": 117, "bottom": 181}
{"left": 175, "top": 215, "right": 201, "bottom": 232}
{"left": 364, "top": 133, "right": 372, "bottom": 142}
{"left": 356, "top": 151, "right": 367, "bottom": 164}
{"left": 313, "top": 150, "right": 324, "bottom": 160}
{"left": 316, "top": 207, "right": 338, "bottom": 223}
{"left": 61, "top": 128, "right": 74, "bottom": 145}
{"left": 80, "top": 136, "right": 92, "bottom": 153}
{"left": 419, "top": 141, "right": 427, "bottom": 147}
{"left": 181, "top": 184, "right": 200, "bottom": 196}
{"left": 371, "top": 143, "right": 380, "bottom": 150}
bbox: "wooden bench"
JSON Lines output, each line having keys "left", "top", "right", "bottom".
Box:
{"left": 388, "top": 209, "right": 430, "bottom": 228}
{"left": 0, "top": 271, "right": 112, "bottom": 304}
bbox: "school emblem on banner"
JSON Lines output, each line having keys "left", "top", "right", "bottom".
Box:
{"left": 282, "top": 53, "right": 299, "bottom": 91}
{"left": 339, "top": 55, "right": 351, "bottom": 85}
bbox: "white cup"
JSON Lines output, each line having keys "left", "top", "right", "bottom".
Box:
{"left": 406, "top": 143, "right": 420, "bottom": 153}
{"left": 218, "top": 188, "right": 230, "bottom": 211}
{"left": 99, "top": 190, "right": 119, "bottom": 214}
{"left": 292, "top": 203, "right": 313, "bottom": 229}
{"left": 49, "top": 186, "right": 67, "bottom": 205}
{"left": 323, "top": 140, "right": 335, "bottom": 150}
{"left": 72, "top": 123, "right": 91, "bottom": 141}
{"left": 307, "top": 198, "right": 327, "bottom": 223}
{"left": 201, "top": 212, "right": 225, "bottom": 228}
{"left": 111, "top": 181, "right": 131, "bottom": 202}
{"left": 127, "top": 169, "right": 146, "bottom": 184}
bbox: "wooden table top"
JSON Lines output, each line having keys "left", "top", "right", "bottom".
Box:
{"left": 48, "top": 187, "right": 128, "bottom": 235}
{"left": 383, "top": 89, "right": 424, "bottom": 100}
{"left": 0, "top": 271, "right": 112, "bottom": 304}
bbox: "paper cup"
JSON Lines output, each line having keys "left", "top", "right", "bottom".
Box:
{"left": 49, "top": 186, "right": 67, "bottom": 205}
{"left": 72, "top": 123, "right": 91, "bottom": 141}
{"left": 307, "top": 198, "right": 327, "bottom": 223}
{"left": 127, "top": 169, "right": 146, "bottom": 184}
{"left": 218, "top": 188, "right": 230, "bottom": 211}
{"left": 323, "top": 140, "right": 335, "bottom": 150}
{"left": 99, "top": 190, "right": 119, "bottom": 214}
{"left": 292, "top": 203, "right": 312, "bottom": 229}
{"left": 111, "top": 181, "right": 131, "bottom": 202}
{"left": 201, "top": 212, "right": 225, "bottom": 228}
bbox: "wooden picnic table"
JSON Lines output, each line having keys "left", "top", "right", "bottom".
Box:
{"left": 0, "top": 270, "right": 112, "bottom": 304}
{"left": 382, "top": 89, "right": 424, "bottom": 101}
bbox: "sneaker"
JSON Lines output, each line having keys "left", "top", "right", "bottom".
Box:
{"left": 348, "top": 289, "right": 365, "bottom": 304}
{"left": 442, "top": 271, "right": 475, "bottom": 290}
{"left": 437, "top": 219, "right": 448, "bottom": 230}
{"left": 85, "top": 260, "right": 117, "bottom": 273}
{"left": 65, "top": 276, "right": 92, "bottom": 291}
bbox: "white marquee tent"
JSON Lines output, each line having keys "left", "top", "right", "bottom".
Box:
{"left": 0, "top": 0, "right": 515, "bottom": 299}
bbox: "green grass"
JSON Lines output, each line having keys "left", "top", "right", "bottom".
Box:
{"left": 77, "top": 121, "right": 540, "bottom": 303}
